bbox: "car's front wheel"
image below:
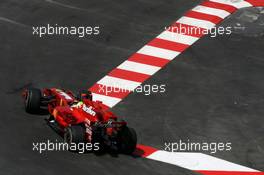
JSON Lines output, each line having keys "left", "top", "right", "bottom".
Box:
{"left": 25, "top": 88, "right": 41, "bottom": 113}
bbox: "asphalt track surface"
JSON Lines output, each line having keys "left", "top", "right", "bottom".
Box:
{"left": 0, "top": 0, "right": 263, "bottom": 175}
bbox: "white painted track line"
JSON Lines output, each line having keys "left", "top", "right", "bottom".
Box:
{"left": 147, "top": 151, "right": 259, "bottom": 172}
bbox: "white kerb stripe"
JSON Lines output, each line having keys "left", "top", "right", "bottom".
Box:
{"left": 192, "top": 5, "right": 230, "bottom": 19}
{"left": 209, "top": 0, "right": 252, "bottom": 9}
{"left": 177, "top": 16, "right": 216, "bottom": 30}
{"left": 157, "top": 30, "right": 199, "bottom": 45}
{"left": 92, "top": 93, "right": 121, "bottom": 108}
{"left": 137, "top": 45, "right": 180, "bottom": 60}
{"left": 147, "top": 151, "right": 259, "bottom": 172}
{"left": 97, "top": 75, "right": 141, "bottom": 91}
{"left": 117, "top": 61, "right": 161, "bottom": 75}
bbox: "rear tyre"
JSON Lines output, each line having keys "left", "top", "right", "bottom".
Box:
{"left": 25, "top": 88, "right": 41, "bottom": 113}
{"left": 64, "top": 125, "right": 86, "bottom": 144}
{"left": 118, "top": 127, "right": 137, "bottom": 154}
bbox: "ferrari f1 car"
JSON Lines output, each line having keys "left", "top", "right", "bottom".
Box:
{"left": 22, "top": 88, "right": 137, "bottom": 154}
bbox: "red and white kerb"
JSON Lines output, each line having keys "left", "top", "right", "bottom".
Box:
{"left": 89, "top": 0, "right": 264, "bottom": 174}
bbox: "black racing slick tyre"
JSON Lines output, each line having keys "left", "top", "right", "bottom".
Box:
{"left": 25, "top": 88, "right": 41, "bottom": 113}
{"left": 64, "top": 125, "right": 86, "bottom": 144}
{"left": 118, "top": 127, "right": 137, "bottom": 154}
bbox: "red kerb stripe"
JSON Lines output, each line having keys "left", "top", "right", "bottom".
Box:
{"left": 147, "top": 38, "right": 190, "bottom": 52}
{"left": 200, "top": 1, "right": 237, "bottom": 13}
{"left": 128, "top": 53, "right": 170, "bottom": 67}
{"left": 108, "top": 68, "right": 150, "bottom": 82}
{"left": 185, "top": 10, "right": 223, "bottom": 24}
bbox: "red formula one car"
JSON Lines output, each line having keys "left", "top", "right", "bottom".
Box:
{"left": 22, "top": 88, "right": 137, "bottom": 154}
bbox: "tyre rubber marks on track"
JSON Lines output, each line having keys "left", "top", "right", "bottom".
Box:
{"left": 89, "top": 0, "right": 264, "bottom": 174}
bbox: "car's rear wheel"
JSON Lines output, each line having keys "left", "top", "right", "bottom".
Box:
{"left": 25, "top": 88, "right": 41, "bottom": 113}
{"left": 64, "top": 125, "right": 86, "bottom": 144}
{"left": 117, "top": 127, "right": 137, "bottom": 154}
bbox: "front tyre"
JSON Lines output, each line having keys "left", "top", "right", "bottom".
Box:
{"left": 118, "top": 127, "right": 137, "bottom": 154}
{"left": 25, "top": 88, "right": 41, "bottom": 113}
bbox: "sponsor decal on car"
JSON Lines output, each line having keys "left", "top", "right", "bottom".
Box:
{"left": 82, "top": 105, "right": 96, "bottom": 116}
